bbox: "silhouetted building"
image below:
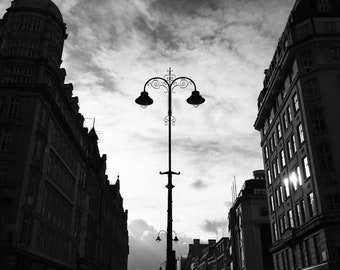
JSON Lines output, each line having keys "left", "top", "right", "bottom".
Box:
{"left": 254, "top": 1, "right": 340, "bottom": 269}
{"left": 177, "top": 255, "right": 188, "bottom": 270}
{"left": 215, "top": 237, "right": 231, "bottom": 270}
{"left": 0, "top": 0, "right": 128, "bottom": 269}
{"left": 78, "top": 131, "right": 128, "bottom": 270}
{"left": 184, "top": 239, "right": 210, "bottom": 270}
{"left": 228, "top": 170, "right": 273, "bottom": 270}
{"left": 197, "top": 239, "right": 216, "bottom": 270}
{"left": 184, "top": 238, "right": 231, "bottom": 270}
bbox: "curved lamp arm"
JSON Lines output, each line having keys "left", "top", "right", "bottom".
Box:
{"left": 155, "top": 230, "right": 179, "bottom": 243}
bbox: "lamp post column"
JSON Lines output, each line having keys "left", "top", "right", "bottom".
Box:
{"left": 165, "top": 71, "right": 175, "bottom": 270}
{"left": 135, "top": 69, "right": 205, "bottom": 270}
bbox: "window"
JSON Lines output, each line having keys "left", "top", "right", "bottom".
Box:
{"left": 9, "top": 40, "right": 37, "bottom": 58}
{"left": 3, "top": 66, "right": 32, "bottom": 84}
{"left": 304, "top": 239, "right": 311, "bottom": 267}
{"left": 279, "top": 185, "right": 284, "bottom": 204}
{"left": 299, "top": 23, "right": 312, "bottom": 39}
{"left": 20, "top": 214, "right": 30, "bottom": 244}
{"left": 276, "top": 188, "right": 281, "bottom": 206}
{"left": 296, "top": 200, "right": 306, "bottom": 226}
{"left": 296, "top": 203, "right": 302, "bottom": 226}
{"left": 277, "top": 123, "right": 282, "bottom": 139}
{"left": 291, "top": 134, "right": 297, "bottom": 153}
{"left": 301, "top": 200, "right": 306, "bottom": 223}
{"left": 273, "top": 222, "right": 278, "bottom": 241}
{"left": 269, "top": 137, "right": 274, "bottom": 152}
{"left": 287, "top": 106, "right": 292, "bottom": 122}
{"left": 275, "top": 254, "right": 280, "bottom": 270}
{"left": 284, "top": 74, "right": 291, "bottom": 92}
{"left": 267, "top": 169, "right": 272, "bottom": 185}
{"left": 297, "top": 166, "right": 302, "bottom": 186}
{"left": 0, "top": 130, "right": 14, "bottom": 151}
{"left": 264, "top": 145, "right": 269, "bottom": 160}
{"left": 308, "top": 192, "right": 317, "bottom": 217}
{"left": 39, "top": 109, "right": 48, "bottom": 128}
{"left": 27, "top": 174, "right": 37, "bottom": 205}
{"left": 280, "top": 150, "right": 286, "bottom": 169}
{"left": 331, "top": 47, "right": 340, "bottom": 61}
{"left": 293, "top": 93, "right": 300, "bottom": 112}
{"left": 313, "top": 234, "right": 322, "bottom": 263}
{"left": 288, "top": 210, "right": 294, "bottom": 228}
{"left": 305, "top": 79, "right": 319, "bottom": 99}
{"left": 303, "top": 157, "right": 311, "bottom": 179}
{"left": 276, "top": 158, "right": 281, "bottom": 175}
{"left": 270, "top": 195, "right": 275, "bottom": 212}
{"left": 287, "top": 140, "right": 292, "bottom": 160}
{"left": 300, "top": 242, "right": 306, "bottom": 268}
{"left": 0, "top": 97, "right": 4, "bottom": 115}
{"left": 0, "top": 164, "right": 8, "bottom": 186}
{"left": 283, "top": 113, "right": 288, "bottom": 129}
{"left": 324, "top": 22, "right": 336, "bottom": 33}
{"left": 318, "top": 144, "right": 333, "bottom": 170}
{"left": 15, "top": 15, "right": 41, "bottom": 33}
{"left": 272, "top": 162, "right": 277, "bottom": 179}
{"left": 33, "top": 139, "right": 44, "bottom": 160}
{"left": 284, "top": 249, "right": 291, "bottom": 270}
{"left": 7, "top": 98, "right": 19, "bottom": 117}
{"left": 318, "top": 0, "right": 330, "bottom": 12}
{"left": 284, "top": 177, "right": 290, "bottom": 198}
{"left": 326, "top": 193, "right": 340, "bottom": 210}
{"left": 311, "top": 108, "right": 326, "bottom": 133}
{"left": 279, "top": 215, "right": 286, "bottom": 235}
{"left": 272, "top": 132, "right": 277, "bottom": 148}
{"left": 301, "top": 51, "right": 313, "bottom": 69}
{"left": 297, "top": 124, "right": 305, "bottom": 144}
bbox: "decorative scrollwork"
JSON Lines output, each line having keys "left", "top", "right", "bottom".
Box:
{"left": 171, "top": 78, "right": 194, "bottom": 93}
{"left": 163, "top": 115, "right": 176, "bottom": 126}
{"left": 147, "top": 79, "right": 168, "bottom": 91}
{"left": 164, "top": 72, "right": 176, "bottom": 84}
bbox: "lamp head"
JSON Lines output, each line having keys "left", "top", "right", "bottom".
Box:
{"left": 135, "top": 91, "right": 153, "bottom": 107}
{"left": 173, "top": 236, "right": 179, "bottom": 242}
{"left": 186, "top": 90, "right": 205, "bottom": 107}
{"left": 155, "top": 236, "right": 161, "bottom": 242}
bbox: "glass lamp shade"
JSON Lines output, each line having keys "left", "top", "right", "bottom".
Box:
{"left": 173, "top": 236, "right": 179, "bottom": 242}
{"left": 186, "top": 90, "right": 205, "bottom": 106}
{"left": 135, "top": 91, "right": 153, "bottom": 107}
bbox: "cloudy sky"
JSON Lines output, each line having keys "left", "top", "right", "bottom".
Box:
{"left": 1, "top": 0, "right": 296, "bottom": 269}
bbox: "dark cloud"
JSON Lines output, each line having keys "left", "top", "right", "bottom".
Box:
{"left": 133, "top": 15, "right": 180, "bottom": 51}
{"left": 190, "top": 179, "right": 208, "bottom": 189}
{"left": 150, "top": 0, "right": 222, "bottom": 16}
{"left": 201, "top": 219, "right": 227, "bottom": 233}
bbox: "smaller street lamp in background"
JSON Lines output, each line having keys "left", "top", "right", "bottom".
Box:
{"left": 135, "top": 68, "right": 205, "bottom": 270}
{"left": 159, "top": 261, "right": 166, "bottom": 270}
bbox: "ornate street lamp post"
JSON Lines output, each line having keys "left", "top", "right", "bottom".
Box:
{"left": 135, "top": 68, "right": 205, "bottom": 270}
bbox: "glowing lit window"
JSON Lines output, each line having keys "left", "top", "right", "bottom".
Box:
{"left": 284, "top": 178, "right": 290, "bottom": 197}
{"left": 303, "top": 157, "right": 311, "bottom": 178}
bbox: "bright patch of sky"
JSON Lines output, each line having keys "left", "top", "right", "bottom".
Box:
{"left": 0, "top": 0, "right": 295, "bottom": 269}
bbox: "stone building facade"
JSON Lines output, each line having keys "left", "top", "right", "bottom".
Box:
{"left": 0, "top": 1, "right": 128, "bottom": 269}
{"left": 228, "top": 170, "right": 272, "bottom": 270}
{"left": 254, "top": 0, "right": 340, "bottom": 269}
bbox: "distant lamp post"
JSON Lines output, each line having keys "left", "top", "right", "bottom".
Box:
{"left": 156, "top": 230, "right": 179, "bottom": 243}
{"left": 159, "top": 261, "right": 166, "bottom": 270}
{"left": 135, "top": 68, "right": 205, "bottom": 270}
